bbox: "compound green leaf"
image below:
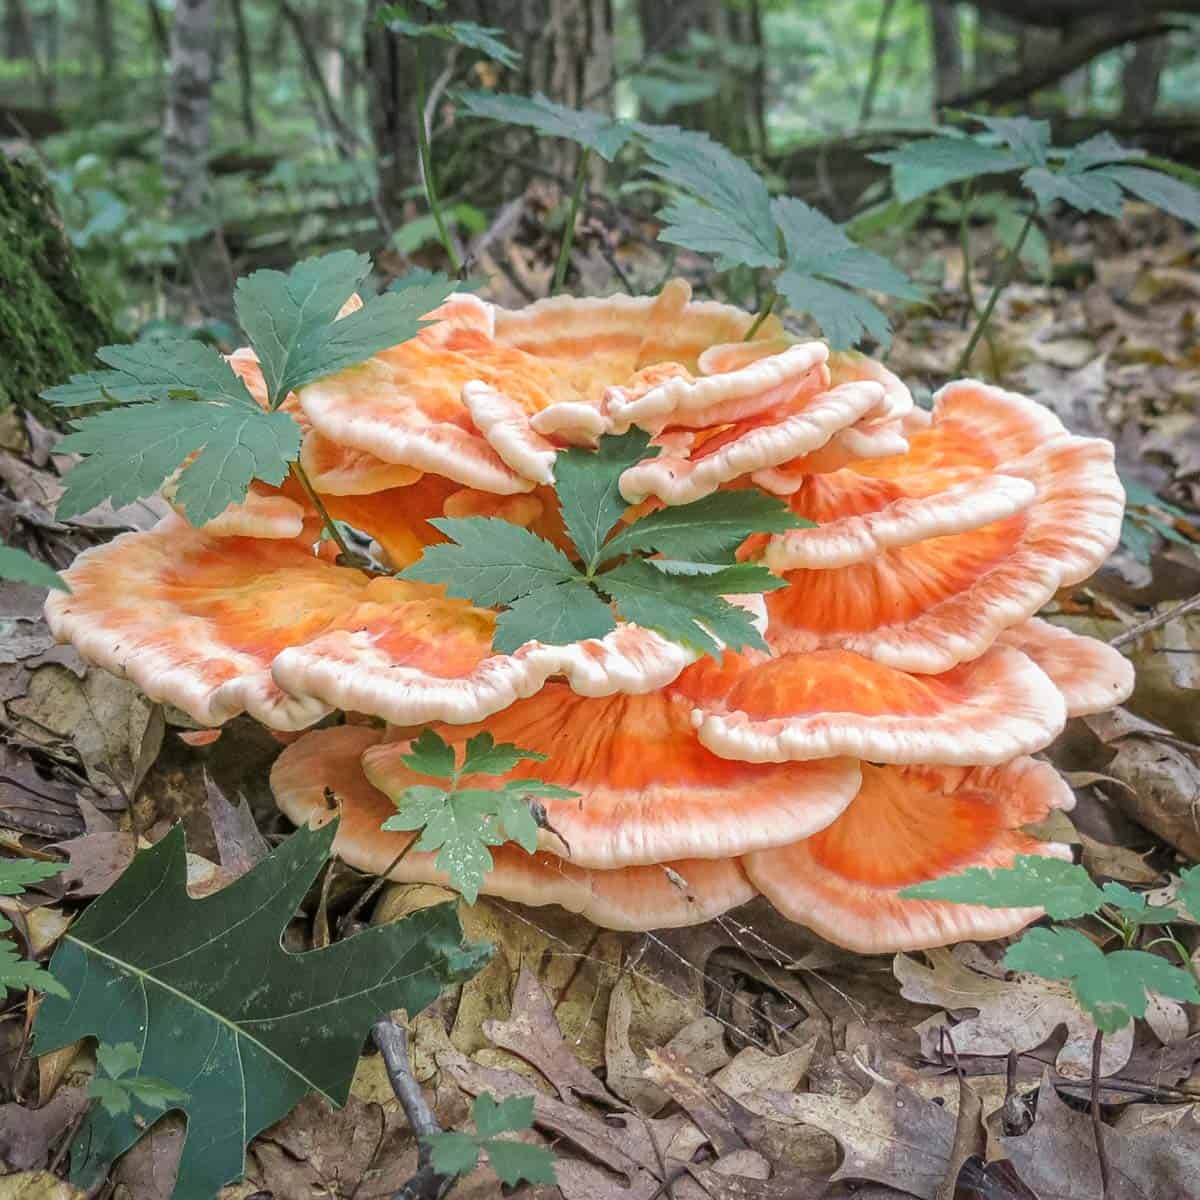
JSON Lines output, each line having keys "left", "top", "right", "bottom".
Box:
{"left": 899, "top": 855, "right": 1104, "bottom": 919}
{"left": 1104, "top": 165, "right": 1200, "bottom": 227}
{"left": 34, "top": 821, "right": 488, "bottom": 1200}
{"left": 491, "top": 580, "right": 615, "bottom": 654}
{"left": 400, "top": 518, "right": 579, "bottom": 606}
{"left": 458, "top": 91, "right": 632, "bottom": 160}
{"left": 870, "top": 135, "right": 1024, "bottom": 203}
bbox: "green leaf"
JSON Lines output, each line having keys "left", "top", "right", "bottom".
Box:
{"left": 1178, "top": 866, "right": 1200, "bottom": 923}
{"left": 457, "top": 91, "right": 633, "bottom": 161}
{"left": 973, "top": 114, "right": 1051, "bottom": 166}
{"left": 377, "top": 7, "right": 519, "bottom": 68}
{"left": 486, "top": 1138, "right": 558, "bottom": 1187}
{"left": 0, "top": 859, "right": 66, "bottom": 896}
{"left": 400, "top": 518, "right": 580, "bottom": 605}
{"left": 89, "top": 1078, "right": 132, "bottom": 1117}
{"left": 122, "top": 1076, "right": 191, "bottom": 1112}
{"left": 554, "top": 430, "right": 656, "bottom": 568}
{"left": 1104, "top": 165, "right": 1200, "bottom": 227}
{"left": 603, "top": 489, "right": 802, "bottom": 563}
{"left": 599, "top": 559, "right": 766, "bottom": 657}
{"left": 475, "top": 1093, "right": 534, "bottom": 1138}
{"left": 388, "top": 267, "right": 485, "bottom": 294}
{"left": 56, "top": 398, "right": 302, "bottom": 527}
{"left": 772, "top": 197, "right": 919, "bottom": 350}
{"left": 898, "top": 855, "right": 1104, "bottom": 919}
{"left": 460, "top": 733, "right": 546, "bottom": 777}
{"left": 1022, "top": 166, "right": 1125, "bottom": 217}
{"left": 1062, "top": 132, "right": 1146, "bottom": 174}
{"left": 0, "top": 941, "right": 68, "bottom": 999}
{"left": 35, "top": 821, "right": 489, "bottom": 1200}
{"left": 386, "top": 788, "right": 505, "bottom": 904}
{"left": 492, "top": 581, "right": 616, "bottom": 654}
{"left": 644, "top": 559, "right": 788, "bottom": 594}
{"left": 478, "top": 791, "right": 537, "bottom": 854}
{"left": 639, "top": 125, "right": 780, "bottom": 270}
{"left": 234, "top": 252, "right": 454, "bottom": 406}
{"left": 42, "top": 339, "right": 256, "bottom": 409}
{"left": 427, "top": 1130, "right": 481, "bottom": 1177}
{"left": 401, "top": 729, "right": 458, "bottom": 780}
{"left": 96, "top": 1042, "right": 141, "bottom": 1080}
{"left": 1004, "top": 927, "right": 1200, "bottom": 1034}
{"left": 870, "top": 135, "right": 1024, "bottom": 203}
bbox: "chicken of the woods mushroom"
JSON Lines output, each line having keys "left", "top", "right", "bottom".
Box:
{"left": 46, "top": 281, "right": 1132, "bottom": 953}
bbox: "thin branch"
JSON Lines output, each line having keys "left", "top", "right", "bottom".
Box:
{"left": 859, "top": 0, "right": 898, "bottom": 129}
{"left": 1091, "top": 1031, "right": 1112, "bottom": 1200}
{"left": 372, "top": 1018, "right": 455, "bottom": 1200}
{"left": 946, "top": 16, "right": 1185, "bottom": 108}
{"left": 1110, "top": 592, "right": 1200, "bottom": 649}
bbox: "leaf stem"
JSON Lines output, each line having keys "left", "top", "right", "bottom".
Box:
{"left": 744, "top": 290, "right": 778, "bottom": 341}
{"left": 338, "top": 836, "right": 419, "bottom": 935}
{"left": 553, "top": 146, "right": 591, "bottom": 294}
{"left": 1091, "top": 1030, "right": 1112, "bottom": 1200}
{"left": 414, "top": 44, "right": 461, "bottom": 274}
{"left": 955, "top": 207, "right": 1036, "bottom": 376}
{"left": 289, "top": 463, "right": 358, "bottom": 564}
{"left": 958, "top": 181, "right": 976, "bottom": 323}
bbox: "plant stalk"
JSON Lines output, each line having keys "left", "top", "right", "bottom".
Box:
{"left": 289, "top": 462, "right": 358, "bottom": 563}
{"left": 955, "top": 207, "right": 1036, "bottom": 376}
{"left": 339, "top": 836, "right": 418, "bottom": 936}
{"left": 744, "top": 290, "right": 778, "bottom": 341}
{"left": 958, "top": 181, "right": 976, "bottom": 322}
{"left": 553, "top": 146, "right": 592, "bottom": 294}
{"left": 414, "top": 45, "right": 461, "bottom": 274}
{"left": 1091, "top": 1031, "right": 1112, "bottom": 1200}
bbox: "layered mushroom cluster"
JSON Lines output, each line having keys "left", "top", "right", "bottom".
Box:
{"left": 45, "top": 281, "right": 1133, "bottom": 952}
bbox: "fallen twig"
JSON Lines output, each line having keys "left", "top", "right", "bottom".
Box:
{"left": 372, "top": 1017, "right": 454, "bottom": 1200}
{"left": 1109, "top": 592, "right": 1200, "bottom": 649}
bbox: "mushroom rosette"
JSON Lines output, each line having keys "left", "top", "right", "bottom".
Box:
{"left": 46, "top": 282, "right": 1131, "bottom": 951}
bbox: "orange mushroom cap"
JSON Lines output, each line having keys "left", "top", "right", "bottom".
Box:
{"left": 271, "top": 725, "right": 757, "bottom": 929}
{"left": 45, "top": 517, "right": 706, "bottom": 730}
{"left": 360, "top": 685, "right": 862, "bottom": 867}
{"left": 758, "top": 381, "right": 1124, "bottom": 673}
{"left": 741, "top": 758, "right": 1076, "bottom": 952}
{"left": 998, "top": 618, "right": 1134, "bottom": 717}
{"left": 676, "top": 644, "right": 1066, "bottom": 765}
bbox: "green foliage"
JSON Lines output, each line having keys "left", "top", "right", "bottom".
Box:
{"left": 458, "top": 91, "right": 634, "bottom": 161}
{"left": 0, "top": 857, "right": 67, "bottom": 999}
{"left": 1120, "top": 477, "right": 1200, "bottom": 564}
{"left": 636, "top": 125, "right": 917, "bottom": 347}
{"left": 0, "top": 544, "right": 69, "bottom": 592}
{"left": 901, "top": 855, "right": 1200, "bottom": 1034}
{"left": 41, "top": 252, "right": 450, "bottom": 527}
{"left": 35, "top": 821, "right": 489, "bottom": 1200}
{"left": 873, "top": 119, "right": 1200, "bottom": 226}
{"left": 381, "top": 730, "right": 577, "bottom": 903}
{"left": 427, "top": 1093, "right": 557, "bottom": 1187}
{"left": 89, "top": 1043, "right": 190, "bottom": 1118}
{"left": 402, "top": 430, "right": 796, "bottom": 656}
{"left": 1005, "top": 928, "right": 1199, "bottom": 1035}
{"left": 377, "top": 5, "right": 520, "bottom": 69}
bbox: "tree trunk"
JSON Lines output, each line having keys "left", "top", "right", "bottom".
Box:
{"left": 634, "top": 0, "right": 764, "bottom": 155}
{"left": 365, "top": 0, "right": 615, "bottom": 222}
{"left": 1122, "top": 35, "right": 1169, "bottom": 122}
{"left": 0, "top": 151, "right": 116, "bottom": 428}
{"left": 228, "top": 0, "right": 255, "bottom": 139}
{"left": 94, "top": 0, "right": 115, "bottom": 78}
{"left": 163, "top": 0, "right": 216, "bottom": 218}
{"left": 969, "top": 0, "right": 1200, "bottom": 27}
{"left": 974, "top": 8, "right": 1020, "bottom": 86}
{"left": 928, "top": 0, "right": 963, "bottom": 107}
{"left": 145, "top": 0, "right": 169, "bottom": 59}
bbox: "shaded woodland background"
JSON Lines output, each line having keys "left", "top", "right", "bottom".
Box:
{"left": 2, "top": 0, "right": 1200, "bottom": 338}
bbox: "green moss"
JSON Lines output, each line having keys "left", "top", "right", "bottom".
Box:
{"left": 0, "top": 153, "right": 115, "bottom": 426}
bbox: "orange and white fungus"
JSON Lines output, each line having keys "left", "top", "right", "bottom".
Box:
{"left": 46, "top": 282, "right": 1131, "bottom": 951}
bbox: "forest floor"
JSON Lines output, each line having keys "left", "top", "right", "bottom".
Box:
{"left": 1, "top": 199, "right": 1199, "bottom": 1199}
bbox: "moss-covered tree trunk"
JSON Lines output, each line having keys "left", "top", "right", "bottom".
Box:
{"left": 0, "top": 150, "right": 114, "bottom": 426}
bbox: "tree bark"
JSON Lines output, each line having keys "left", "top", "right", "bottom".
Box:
{"left": 634, "top": 0, "right": 764, "bottom": 155}
{"left": 228, "top": 0, "right": 256, "bottom": 139}
{"left": 365, "top": 0, "right": 616, "bottom": 221}
{"left": 1122, "top": 35, "right": 1169, "bottom": 123}
{"left": 94, "top": 0, "right": 115, "bottom": 78}
{"left": 145, "top": 0, "right": 169, "bottom": 59}
{"left": 163, "top": 0, "right": 216, "bottom": 218}
{"left": 0, "top": 151, "right": 116, "bottom": 429}
{"left": 860, "top": 0, "right": 898, "bottom": 128}
{"left": 928, "top": 1, "right": 963, "bottom": 108}
{"left": 968, "top": 0, "right": 1200, "bottom": 27}
{"left": 3, "top": 0, "right": 50, "bottom": 105}
{"left": 951, "top": 15, "right": 1181, "bottom": 108}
